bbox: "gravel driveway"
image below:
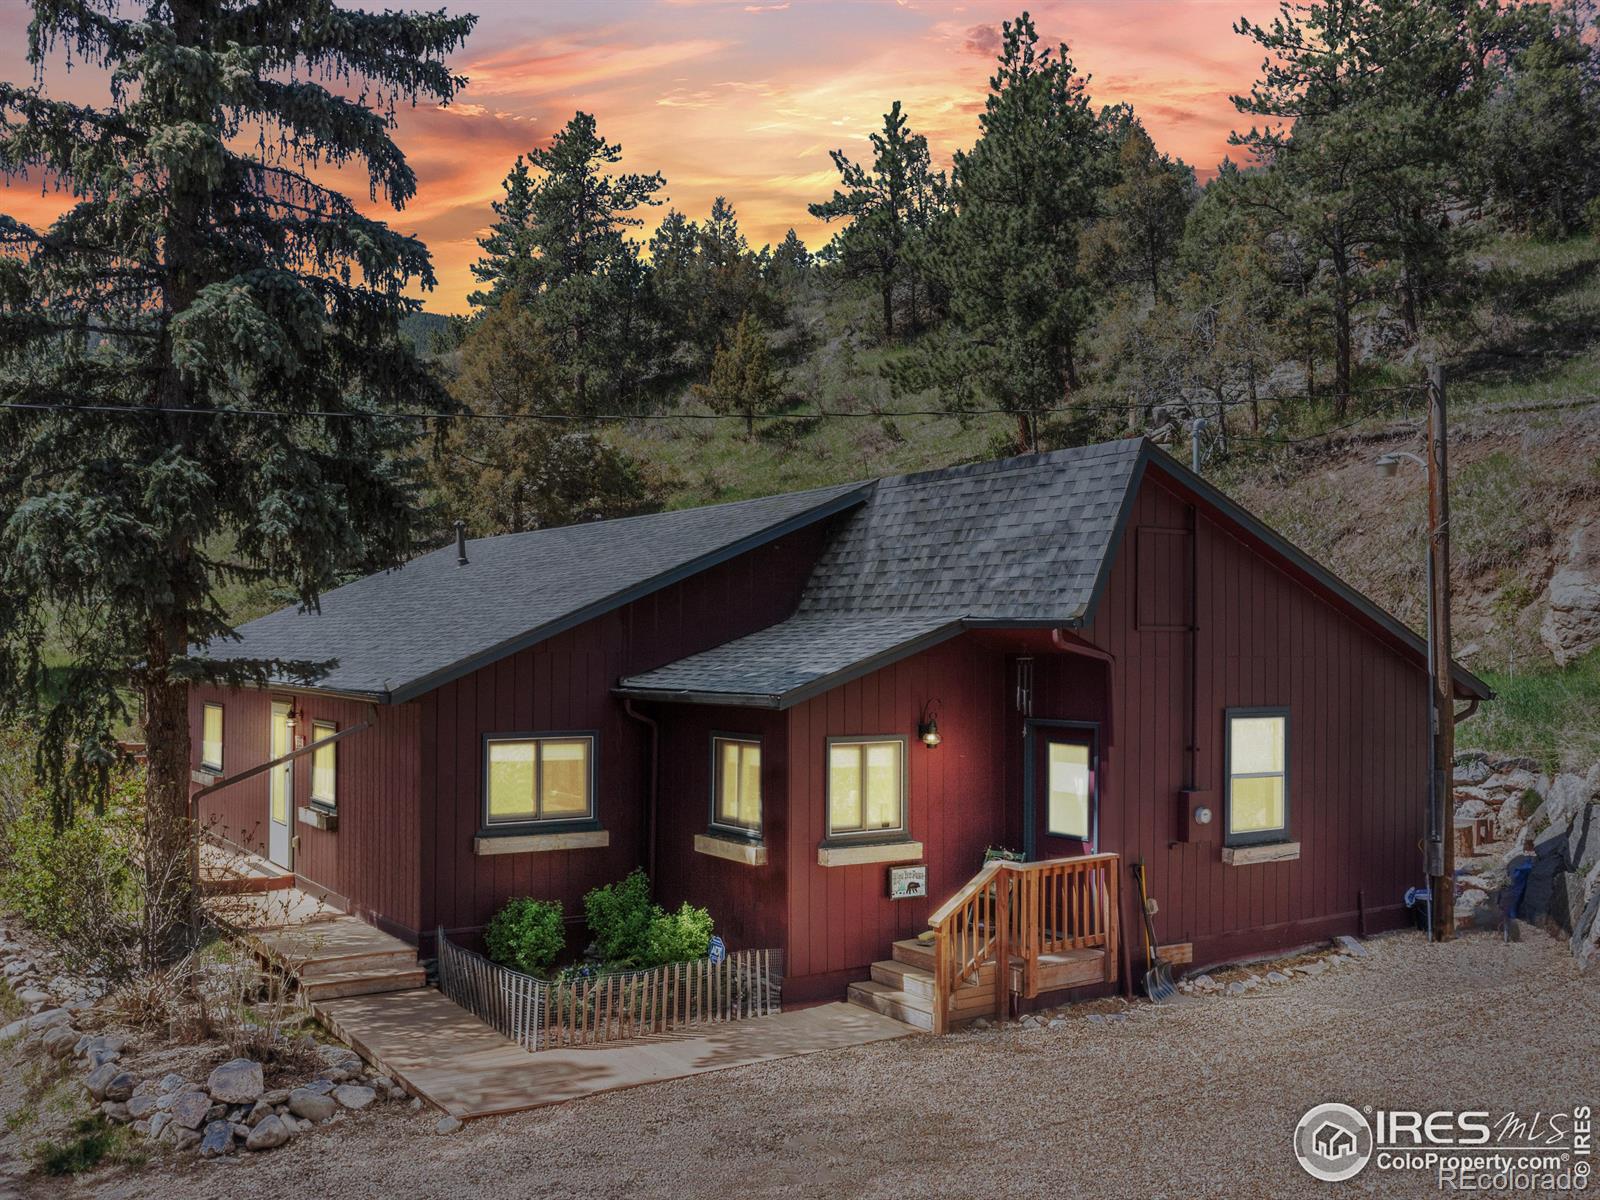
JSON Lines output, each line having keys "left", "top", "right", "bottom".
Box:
{"left": 49, "top": 930, "right": 1599, "bottom": 1200}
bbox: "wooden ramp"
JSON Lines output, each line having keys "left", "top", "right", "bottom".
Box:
{"left": 316, "top": 989, "right": 915, "bottom": 1119}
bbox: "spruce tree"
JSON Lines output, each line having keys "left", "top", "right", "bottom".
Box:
{"left": 696, "top": 312, "right": 785, "bottom": 436}
{"left": 0, "top": 0, "right": 474, "bottom": 962}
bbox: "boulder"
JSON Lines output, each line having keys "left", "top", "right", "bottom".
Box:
{"left": 0, "top": 1019, "right": 27, "bottom": 1042}
{"left": 84, "top": 1062, "right": 123, "bottom": 1101}
{"left": 15, "top": 987, "right": 50, "bottom": 1009}
{"left": 260, "top": 1088, "right": 291, "bottom": 1106}
{"left": 198, "top": 1119, "right": 234, "bottom": 1158}
{"left": 246, "top": 1115, "right": 292, "bottom": 1151}
{"left": 171, "top": 1127, "right": 202, "bottom": 1152}
{"left": 41, "top": 1026, "right": 77, "bottom": 1059}
{"left": 435, "top": 1115, "right": 463, "bottom": 1135}
{"left": 1540, "top": 521, "right": 1600, "bottom": 666}
{"left": 25, "top": 1007, "right": 70, "bottom": 1033}
{"left": 102, "top": 1072, "right": 136, "bottom": 1103}
{"left": 206, "top": 1058, "right": 264, "bottom": 1105}
{"left": 169, "top": 1090, "right": 213, "bottom": 1131}
{"left": 101, "top": 1101, "right": 131, "bottom": 1122}
{"left": 1335, "top": 935, "right": 1368, "bottom": 958}
{"left": 333, "top": 1084, "right": 376, "bottom": 1111}
{"left": 287, "top": 1088, "right": 337, "bottom": 1123}
{"left": 148, "top": 1112, "right": 171, "bottom": 1141}
{"left": 126, "top": 1094, "right": 160, "bottom": 1121}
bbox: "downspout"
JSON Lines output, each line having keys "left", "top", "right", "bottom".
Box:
{"left": 1186, "top": 501, "right": 1199, "bottom": 793}
{"left": 623, "top": 698, "right": 660, "bottom": 882}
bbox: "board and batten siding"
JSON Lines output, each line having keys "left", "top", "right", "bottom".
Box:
{"left": 652, "top": 704, "right": 789, "bottom": 953}
{"left": 782, "top": 637, "right": 1009, "bottom": 1000}
{"left": 419, "top": 525, "right": 831, "bottom": 944}
{"left": 189, "top": 684, "right": 422, "bottom": 939}
{"left": 775, "top": 469, "right": 1430, "bottom": 998}
{"left": 1077, "top": 473, "right": 1430, "bottom": 967}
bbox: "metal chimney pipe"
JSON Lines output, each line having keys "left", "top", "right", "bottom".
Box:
{"left": 455, "top": 519, "right": 467, "bottom": 566}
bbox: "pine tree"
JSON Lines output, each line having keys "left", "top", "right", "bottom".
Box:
{"left": 696, "top": 312, "right": 785, "bottom": 436}
{"left": 896, "top": 12, "right": 1112, "bottom": 451}
{"left": 435, "top": 300, "right": 656, "bottom": 534}
{"left": 469, "top": 113, "right": 664, "bottom": 412}
{"left": 1087, "top": 116, "right": 1197, "bottom": 302}
{"left": 0, "top": 0, "right": 474, "bottom": 963}
{"left": 467, "top": 156, "right": 537, "bottom": 309}
{"left": 809, "top": 101, "right": 949, "bottom": 339}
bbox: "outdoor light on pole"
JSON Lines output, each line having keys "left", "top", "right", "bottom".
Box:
{"left": 1373, "top": 365, "right": 1456, "bottom": 941}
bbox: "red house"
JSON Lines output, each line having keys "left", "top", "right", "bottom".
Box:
{"left": 190, "top": 438, "right": 1490, "bottom": 1028}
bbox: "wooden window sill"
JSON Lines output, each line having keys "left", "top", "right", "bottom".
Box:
{"left": 1222, "top": 840, "right": 1300, "bottom": 866}
{"left": 297, "top": 806, "right": 338, "bottom": 832}
{"left": 474, "top": 828, "right": 609, "bottom": 856}
{"left": 817, "top": 839, "right": 923, "bottom": 868}
{"left": 694, "top": 833, "right": 768, "bottom": 866}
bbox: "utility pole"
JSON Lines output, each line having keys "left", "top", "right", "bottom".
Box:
{"left": 1426, "top": 365, "right": 1456, "bottom": 940}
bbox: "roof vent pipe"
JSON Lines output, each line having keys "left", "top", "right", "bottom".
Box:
{"left": 455, "top": 519, "right": 468, "bottom": 566}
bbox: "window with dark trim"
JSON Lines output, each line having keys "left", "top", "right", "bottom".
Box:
{"left": 711, "top": 736, "right": 762, "bottom": 838}
{"left": 201, "top": 703, "right": 224, "bottom": 772}
{"left": 311, "top": 720, "right": 337, "bottom": 809}
{"left": 484, "top": 734, "right": 595, "bottom": 826}
{"left": 826, "top": 736, "right": 906, "bottom": 840}
{"left": 1225, "top": 708, "right": 1289, "bottom": 846}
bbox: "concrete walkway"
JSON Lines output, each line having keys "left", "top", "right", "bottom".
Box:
{"left": 314, "top": 988, "right": 916, "bottom": 1118}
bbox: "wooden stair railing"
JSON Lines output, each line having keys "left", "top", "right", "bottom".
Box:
{"left": 927, "top": 852, "right": 1121, "bottom": 1034}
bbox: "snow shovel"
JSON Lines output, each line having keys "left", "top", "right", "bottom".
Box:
{"left": 1133, "top": 861, "right": 1176, "bottom": 1003}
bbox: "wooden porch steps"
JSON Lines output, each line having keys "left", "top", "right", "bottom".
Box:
{"left": 238, "top": 904, "right": 427, "bottom": 1004}
{"left": 301, "top": 965, "right": 428, "bottom": 1002}
{"left": 845, "top": 940, "right": 998, "bottom": 1032}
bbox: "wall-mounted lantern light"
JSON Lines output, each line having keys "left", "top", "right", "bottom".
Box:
{"left": 918, "top": 700, "right": 943, "bottom": 748}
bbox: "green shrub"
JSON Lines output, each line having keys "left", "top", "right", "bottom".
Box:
{"left": 641, "top": 902, "right": 714, "bottom": 967}
{"left": 0, "top": 759, "right": 147, "bottom": 982}
{"left": 583, "top": 869, "right": 657, "bottom": 965}
{"left": 482, "top": 897, "right": 565, "bottom": 976}
{"left": 583, "top": 870, "right": 716, "bottom": 968}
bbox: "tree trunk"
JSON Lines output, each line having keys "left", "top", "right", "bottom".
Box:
{"left": 142, "top": 623, "right": 196, "bottom": 967}
{"left": 881, "top": 275, "right": 894, "bottom": 341}
{"left": 1247, "top": 361, "right": 1260, "bottom": 434}
{"left": 1331, "top": 240, "right": 1352, "bottom": 420}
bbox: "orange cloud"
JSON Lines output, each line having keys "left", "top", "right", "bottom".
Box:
{"left": 0, "top": 0, "right": 1284, "bottom": 312}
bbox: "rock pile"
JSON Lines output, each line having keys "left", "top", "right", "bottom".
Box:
{"left": 1454, "top": 753, "right": 1600, "bottom": 963}
{"left": 77, "top": 1042, "right": 411, "bottom": 1158}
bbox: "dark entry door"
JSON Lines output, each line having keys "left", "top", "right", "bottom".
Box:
{"left": 1029, "top": 725, "right": 1097, "bottom": 860}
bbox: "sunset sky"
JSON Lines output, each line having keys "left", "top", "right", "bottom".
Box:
{"left": 0, "top": 0, "right": 1282, "bottom": 313}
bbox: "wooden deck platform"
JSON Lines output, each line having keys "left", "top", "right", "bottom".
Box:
{"left": 198, "top": 841, "right": 294, "bottom": 896}
{"left": 316, "top": 989, "right": 915, "bottom": 1119}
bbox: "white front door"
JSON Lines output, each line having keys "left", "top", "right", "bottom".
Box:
{"left": 269, "top": 700, "right": 293, "bottom": 868}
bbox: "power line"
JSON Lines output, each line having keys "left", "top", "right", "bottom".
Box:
{"left": 0, "top": 385, "right": 1426, "bottom": 426}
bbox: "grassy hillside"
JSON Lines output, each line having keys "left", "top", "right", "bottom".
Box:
{"left": 610, "top": 233, "right": 1600, "bottom": 768}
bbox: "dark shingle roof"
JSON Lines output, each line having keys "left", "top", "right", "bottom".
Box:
{"left": 618, "top": 437, "right": 1494, "bottom": 706}
{"left": 200, "top": 481, "right": 868, "bottom": 700}
{"left": 609, "top": 613, "right": 965, "bottom": 706}
{"left": 618, "top": 440, "right": 1146, "bottom": 705}
{"left": 796, "top": 438, "right": 1142, "bottom": 620}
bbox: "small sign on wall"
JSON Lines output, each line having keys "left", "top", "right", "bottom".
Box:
{"left": 889, "top": 865, "right": 927, "bottom": 900}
